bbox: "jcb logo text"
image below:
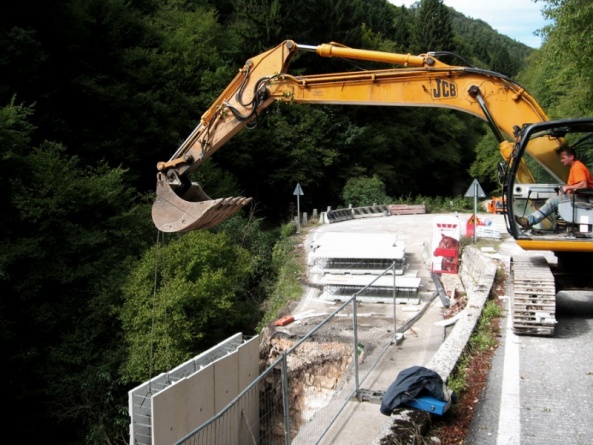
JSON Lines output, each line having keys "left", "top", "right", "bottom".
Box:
{"left": 432, "top": 79, "right": 457, "bottom": 99}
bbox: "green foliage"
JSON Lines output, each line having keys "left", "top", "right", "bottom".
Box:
{"left": 411, "top": 0, "right": 455, "bottom": 53}
{"left": 447, "top": 298, "right": 502, "bottom": 394}
{"left": 218, "top": 103, "right": 346, "bottom": 222}
{"left": 471, "top": 300, "right": 502, "bottom": 351}
{"left": 0, "top": 97, "right": 35, "bottom": 153}
{"left": 0, "top": 98, "right": 153, "bottom": 443}
{"left": 390, "top": 194, "right": 474, "bottom": 213}
{"left": 280, "top": 221, "right": 298, "bottom": 238}
{"left": 468, "top": 131, "right": 503, "bottom": 191}
{"left": 257, "top": 225, "right": 305, "bottom": 331}
{"left": 521, "top": 1, "right": 593, "bottom": 120}
{"left": 489, "top": 45, "right": 520, "bottom": 77}
{"left": 540, "top": 0, "right": 593, "bottom": 86}
{"left": 447, "top": 351, "right": 471, "bottom": 394}
{"left": 342, "top": 174, "right": 390, "bottom": 207}
{"left": 120, "top": 231, "right": 256, "bottom": 382}
{"left": 447, "top": 285, "right": 503, "bottom": 396}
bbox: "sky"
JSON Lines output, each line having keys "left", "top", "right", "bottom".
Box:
{"left": 389, "top": 0, "right": 549, "bottom": 49}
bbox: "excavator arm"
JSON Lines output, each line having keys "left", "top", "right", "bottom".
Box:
{"left": 153, "top": 40, "right": 562, "bottom": 232}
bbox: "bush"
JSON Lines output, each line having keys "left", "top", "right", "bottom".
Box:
{"left": 342, "top": 175, "right": 390, "bottom": 207}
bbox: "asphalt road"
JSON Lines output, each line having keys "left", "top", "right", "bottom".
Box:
{"left": 465, "top": 289, "right": 593, "bottom": 445}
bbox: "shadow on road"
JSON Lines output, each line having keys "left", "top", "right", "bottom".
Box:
{"left": 554, "top": 290, "right": 593, "bottom": 338}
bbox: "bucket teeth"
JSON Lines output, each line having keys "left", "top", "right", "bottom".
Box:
{"left": 152, "top": 177, "right": 252, "bottom": 232}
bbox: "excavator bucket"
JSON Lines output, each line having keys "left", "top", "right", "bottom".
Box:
{"left": 152, "top": 174, "right": 252, "bottom": 232}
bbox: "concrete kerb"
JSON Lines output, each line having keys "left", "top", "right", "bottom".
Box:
{"left": 373, "top": 245, "right": 499, "bottom": 444}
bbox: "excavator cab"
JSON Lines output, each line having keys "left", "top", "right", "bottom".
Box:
{"left": 507, "top": 118, "right": 593, "bottom": 241}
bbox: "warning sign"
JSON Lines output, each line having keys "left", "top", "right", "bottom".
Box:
{"left": 431, "top": 216, "right": 460, "bottom": 274}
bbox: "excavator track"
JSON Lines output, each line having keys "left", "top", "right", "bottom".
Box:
{"left": 511, "top": 255, "right": 557, "bottom": 336}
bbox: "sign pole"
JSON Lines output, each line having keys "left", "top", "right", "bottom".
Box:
{"left": 296, "top": 192, "right": 301, "bottom": 233}
{"left": 473, "top": 182, "right": 478, "bottom": 244}
{"left": 293, "top": 183, "right": 304, "bottom": 233}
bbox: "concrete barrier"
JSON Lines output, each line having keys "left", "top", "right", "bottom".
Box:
{"left": 326, "top": 205, "right": 388, "bottom": 223}
{"left": 427, "top": 246, "right": 498, "bottom": 380}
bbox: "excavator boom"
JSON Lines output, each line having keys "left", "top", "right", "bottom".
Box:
{"left": 153, "top": 40, "right": 558, "bottom": 232}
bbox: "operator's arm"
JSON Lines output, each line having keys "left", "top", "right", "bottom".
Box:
{"left": 562, "top": 180, "right": 588, "bottom": 193}
{"left": 563, "top": 161, "right": 593, "bottom": 193}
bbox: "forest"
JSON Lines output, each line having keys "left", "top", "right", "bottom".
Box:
{"left": 2, "top": 0, "right": 593, "bottom": 443}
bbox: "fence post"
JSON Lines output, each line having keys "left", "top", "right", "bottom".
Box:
{"left": 281, "top": 353, "right": 291, "bottom": 445}
{"left": 352, "top": 295, "right": 360, "bottom": 396}
{"left": 392, "top": 262, "right": 397, "bottom": 336}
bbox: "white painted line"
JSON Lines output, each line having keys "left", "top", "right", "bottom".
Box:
{"left": 497, "top": 299, "right": 521, "bottom": 445}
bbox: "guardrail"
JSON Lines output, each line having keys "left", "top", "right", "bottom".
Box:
{"left": 325, "top": 204, "right": 426, "bottom": 223}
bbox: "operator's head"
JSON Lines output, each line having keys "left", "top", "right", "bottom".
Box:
{"left": 557, "top": 145, "right": 577, "bottom": 167}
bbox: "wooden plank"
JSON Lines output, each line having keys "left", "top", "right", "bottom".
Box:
{"left": 388, "top": 204, "right": 426, "bottom": 215}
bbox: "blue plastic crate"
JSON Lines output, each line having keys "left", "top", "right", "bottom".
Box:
{"left": 403, "top": 395, "right": 451, "bottom": 415}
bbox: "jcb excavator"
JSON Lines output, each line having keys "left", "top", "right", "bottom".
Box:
{"left": 152, "top": 40, "right": 593, "bottom": 336}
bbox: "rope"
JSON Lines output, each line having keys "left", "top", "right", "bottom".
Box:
{"left": 149, "top": 230, "right": 171, "bottom": 382}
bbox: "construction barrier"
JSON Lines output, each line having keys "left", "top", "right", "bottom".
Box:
{"left": 431, "top": 216, "right": 460, "bottom": 274}
{"left": 387, "top": 204, "right": 426, "bottom": 215}
{"left": 465, "top": 215, "right": 490, "bottom": 237}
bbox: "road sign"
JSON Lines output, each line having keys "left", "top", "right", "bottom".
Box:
{"left": 464, "top": 179, "right": 486, "bottom": 198}
{"left": 293, "top": 183, "right": 304, "bottom": 196}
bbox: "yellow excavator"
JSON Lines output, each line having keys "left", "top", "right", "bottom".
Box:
{"left": 152, "top": 40, "right": 593, "bottom": 336}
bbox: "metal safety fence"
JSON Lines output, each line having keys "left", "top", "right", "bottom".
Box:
{"left": 175, "top": 262, "right": 403, "bottom": 445}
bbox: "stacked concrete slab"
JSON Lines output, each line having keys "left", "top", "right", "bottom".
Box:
{"left": 308, "top": 232, "right": 421, "bottom": 304}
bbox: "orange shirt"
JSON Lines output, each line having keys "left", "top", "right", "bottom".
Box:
{"left": 568, "top": 160, "right": 593, "bottom": 189}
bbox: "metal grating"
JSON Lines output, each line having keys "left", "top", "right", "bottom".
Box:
{"left": 511, "top": 256, "right": 557, "bottom": 336}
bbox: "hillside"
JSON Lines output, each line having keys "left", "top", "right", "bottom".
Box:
{"left": 448, "top": 7, "right": 534, "bottom": 75}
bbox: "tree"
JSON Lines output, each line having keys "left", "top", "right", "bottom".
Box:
{"left": 392, "top": 6, "right": 413, "bottom": 51}
{"left": 539, "top": 0, "right": 593, "bottom": 81}
{"left": 489, "top": 45, "right": 520, "bottom": 77}
{"left": 342, "top": 175, "right": 390, "bottom": 207}
{"left": 0, "top": 99, "right": 153, "bottom": 443}
{"left": 410, "top": 0, "right": 455, "bottom": 53}
{"left": 120, "top": 230, "right": 256, "bottom": 382}
{"left": 526, "top": 0, "right": 593, "bottom": 118}
{"left": 468, "top": 131, "right": 503, "bottom": 192}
